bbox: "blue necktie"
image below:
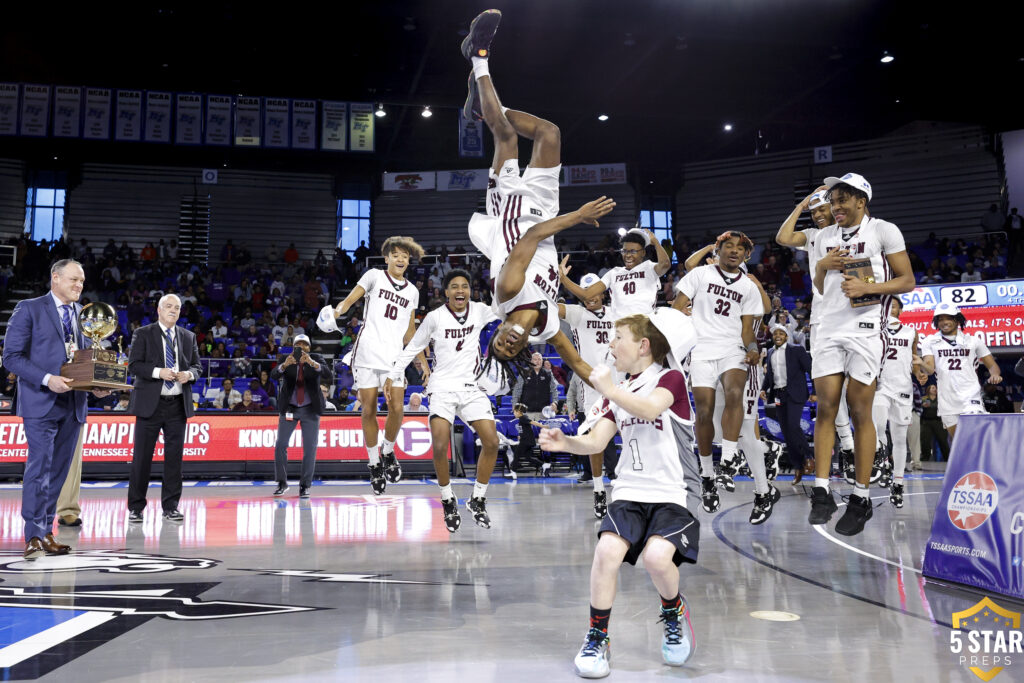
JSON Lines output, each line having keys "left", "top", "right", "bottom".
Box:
{"left": 61, "top": 305, "right": 74, "bottom": 343}
{"left": 164, "top": 329, "right": 176, "bottom": 390}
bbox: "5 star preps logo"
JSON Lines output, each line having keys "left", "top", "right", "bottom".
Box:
{"left": 948, "top": 471, "right": 1000, "bottom": 531}
{"left": 950, "top": 597, "right": 1023, "bottom": 681}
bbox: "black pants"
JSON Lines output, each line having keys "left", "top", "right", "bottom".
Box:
{"left": 273, "top": 404, "right": 321, "bottom": 487}
{"left": 919, "top": 417, "right": 950, "bottom": 461}
{"left": 778, "top": 397, "right": 810, "bottom": 469}
{"left": 129, "top": 396, "right": 187, "bottom": 513}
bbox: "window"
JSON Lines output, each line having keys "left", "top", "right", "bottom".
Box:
{"left": 25, "top": 187, "right": 67, "bottom": 243}
{"left": 638, "top": 209, "right": 673, "bottom": 248}
{"left": 337, "top": 197, "right": 370, "bottom": 254}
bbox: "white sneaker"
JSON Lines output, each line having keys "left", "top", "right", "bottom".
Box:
{"left": 660, "top": 601, "right": 696, "bottom": 666}
{"left": 573, "top": 628, "right": 610, "bottom": 678}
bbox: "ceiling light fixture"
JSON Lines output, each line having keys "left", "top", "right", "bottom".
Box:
{"left": 880, "top": 51, "right": 894, "bottom": 63}
{"left": 421, "top": 106, "right": 432, "bottom": 118}
{"left": 598, "top": 114, "right": 609, "bottom": 122}
{"left": 617, "top": 228, "right": 627, "bottom": 236}
{"left": 375, "top": 104, "right": 386, "bottom": 118}
{"left": 723, "top": 123, "right": 733, "bottom": 132}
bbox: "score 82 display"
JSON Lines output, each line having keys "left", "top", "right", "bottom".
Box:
{"left": 899, "top": 279, "right": 1024, "bottom": 351}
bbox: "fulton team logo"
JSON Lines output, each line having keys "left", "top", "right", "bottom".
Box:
{"left": 948, "top": 472, "right": 999, "bottom": 531}
{"left": 397, "top": 421, "right": 432, "bottom": 457}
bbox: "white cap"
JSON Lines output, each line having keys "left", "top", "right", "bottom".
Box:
{"left": 579, "top": 273, "right": 601, "bottom": 289}
{"left": 316, "top": 305, "right": 340, "bottom": 333}
{"left": 933, "top": 302, "right": 961, "bottom": 319}
{"left": 646, "top": 308, "right": 697, "bottom": 373}
{"left": 293, "top": 334, "right": 311, "bottom": 345}
{"left": 824, "top": 173, "right": 872, "bottom": 201}
{"left": 807, "top": 191, "right": 829, "bottom": 209}
{"left": 623, "top": 227, "right": 651, "bottom": 247}
{"left": 770, "top": 324, "right": 788, "bottom": 336}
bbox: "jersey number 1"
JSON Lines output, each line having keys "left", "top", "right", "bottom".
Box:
{"left": 628, "top": 439, "right": 643, "bottom": 471}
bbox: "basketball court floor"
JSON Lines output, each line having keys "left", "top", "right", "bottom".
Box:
{"left": 0, "top": 469, "right": 1009, "bottom": 681}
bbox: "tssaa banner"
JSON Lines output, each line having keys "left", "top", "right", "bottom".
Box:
{"left": 0, "top": 414, "right": 442, "bottom": 463}
{"left": 899, "top": 279, "right": 1024, "bottom": 350}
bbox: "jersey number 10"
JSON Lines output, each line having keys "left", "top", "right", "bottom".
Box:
{"left": 384, "top": 304, "right": 399, "bottom": 320}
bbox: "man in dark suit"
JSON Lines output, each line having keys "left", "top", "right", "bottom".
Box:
{"left": 3, "top": 259, "right": 110, "bottom": 558}
{"left": 271, "top": 334, "right": 333, "bottom": 498}
{"left": 762, "top": 325, "right": 815, "bottom": 484}
{"left": 127, "top": 294, "right": 203, "bottom": 523}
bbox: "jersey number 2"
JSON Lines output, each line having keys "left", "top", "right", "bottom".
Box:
{"left": 628, "top": 439, "right": 643, "bottom": 471}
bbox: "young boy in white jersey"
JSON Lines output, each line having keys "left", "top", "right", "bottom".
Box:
{"left": 808, "top": 173, "right": 915, "bottom": 536}
{"left": 559, "top": 227, "right": 671, "bottom": 319}
{"left": 560, "top": 272, "right": 616, "bottom": 519}
{"left": 921, "top": 302, "right": 1002, "bottom": 438}
{"left": 672, "top": 231, "right": 764, "bottom": 514}
{"left": 385, "top": 269, "right": 501, "bottom": 531}
{"left": 871, "top": 297, "right": 918, "bottom": 507}
{"left": 332, "top": 237, "right": 428, "bottom": 496}
{"left": 538, "top": 310, "right": 700, "bottom": 678}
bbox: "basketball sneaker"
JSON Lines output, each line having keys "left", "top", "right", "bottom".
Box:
{"left": 808, "top": 486, "right": 838, "bottom": 525}
{"left": 593, "top": 491, "right": 607, "bottom": 519}
{"left": 701, "top": 476, "right": 720, "bottom": 513}
{"left": 763, "top": 440, "right": 780, "bottom": 480}
{"left": 716, "top": 457, "right": 737, "bottom": 493}
{"left": 368, "top": 463, "right": 386, "bottom": 495}
{"left": 749, "top": 485, "right": 780, "bottom": 525}
{"left": 466, "top": 496, "right": 491, "bottom": 529}
{"left": 442, "top": 497, "right": 461, "bottom": 532}
{"left": 382, "top": 449, "right": 402, "bottom": 483}
{"left": 461, "top": 9, "right": 502, "bottom": 61}
{"left": 835, "top": 493, "right": 874, "bottom": 536}
{"left": 462, "top": 72, "right": 483, "bottom": 121}
{"left": 659, "top": 600, "right": 696, "bottom": 666}
{"left": 573, "top": 628, "right": 610, "bottom": 678}
{"left": 840, "top": 448, "right": 856, "bottom": 484}
{"left": 869, "top": 448, "right": 885, "bottom": 485}
{"left": 889, "top": 481, "right": 904, "bottom": 509}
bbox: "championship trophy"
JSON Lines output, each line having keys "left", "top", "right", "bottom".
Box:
{"left": 60, "top": 302, "right": 133, "bottom": 391}
{"left": 842, "top": 258, "right": 882, "bottom": 308}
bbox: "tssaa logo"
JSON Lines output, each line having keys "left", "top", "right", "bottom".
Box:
{"left": 948, "top": 472, "right": 999, "bottom": 531}
{"left": 950, "top": 597, "right": 1022, "bottom": 681}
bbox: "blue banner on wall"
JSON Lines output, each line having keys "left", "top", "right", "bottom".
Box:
{"left": 922, "top": 414, "right": 1024, "bottom": 600}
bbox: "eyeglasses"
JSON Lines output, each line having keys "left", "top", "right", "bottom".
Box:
{"left": 620, "top": 249, "right": 644, "bottom": 256}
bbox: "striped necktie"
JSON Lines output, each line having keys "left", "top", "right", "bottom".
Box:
{"left": 61, "top": 305, "right": 74, "bottom": 342}
{"left": 164, "top": 328, "right": 176, "bottom": 390}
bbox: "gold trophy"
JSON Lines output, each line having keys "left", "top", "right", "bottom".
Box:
{"left": 842, "top": 258, "right": 882, "bottom": 308}
{"left": 60, "top": 302, "right": 133, "bottom": 391}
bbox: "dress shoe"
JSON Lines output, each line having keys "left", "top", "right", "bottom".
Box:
{"left": 42, "top": 533, "right": 71, "bottom": 555}
{"left": 791, "top": 469, "right": 803, "bottom": 485}
{"left": 273, "top": 483, "right": 290, "bottom": 496}
{"left": 58, "top": 515, "right": 83, "bottom": 527}
{"left": 24, "top": 538, "right": 45, "bottom": 559}
{"left": 299, "top": 486, "right": 310, "bottom": 499}
{"left": 162, "top": 509, "right": 184, "bottom": 522}
{"left": 128, "top": 511, "right": 144, "bottom": 524}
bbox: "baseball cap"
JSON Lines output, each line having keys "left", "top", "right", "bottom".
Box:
{"left": 316, "top": 305, "right": 340, "bottom": 333}
{"left": 770, "top": 324, "right": 789, "bottom": 336}
{"left": 807, "top": 191, "right": 830, "bottom": 209}
{"left": 932, "top": 302, "right": 961, "bottom": 320}
{"left": 293, "top": 334, "right": 311, "bottom": 345}
{"left": 824, "top": 173, "right": 872, "bottom": 201}
{"left": 647, "top": 308, "right": 697, "bottom": 373}
{"left": 579, "top": 273, "right": 601, "bottom": 289}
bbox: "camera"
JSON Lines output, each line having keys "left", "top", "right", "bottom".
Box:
{"left": 292, "top": 348, "right": 303, "bottom": 362}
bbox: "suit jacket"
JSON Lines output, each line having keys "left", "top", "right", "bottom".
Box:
{"left": 2, "top": 293, "right": 89, "bottom": 421}
{"left": 128, "top": 323, "right": 203, "bottom": 419}
{"left": 271, "top": 352, "right": 333, "bottom": 416}
{"left": 762, "top": 343, "right": 813, "bottom": 404}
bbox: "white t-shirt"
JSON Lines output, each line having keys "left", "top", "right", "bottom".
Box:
{"left": 600, "top": 260, "right": 660, "bottom": 319}
{"left": 921, "top": 331, "right": 990, "bottom": 416}
{"left": 878, "top": 322, "right": 916, "bottom": 401}
{"left": 811, "top": 216, "right": 906, "bottom": 339}
{"left": 676, "top": 265, "right": 763, "bottom": 360}
{"left": 350, "top": 269, "right": 420, "bottom": 371}
{"left": 563, "top": 304, "right": 614, "bottom": 367}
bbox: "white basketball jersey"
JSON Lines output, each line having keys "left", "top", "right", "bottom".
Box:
{"left": 563, "top": 304, "right": 614, "bottom": 367}
{"left": 811, "top": 216, "right": 906, "bottom": 339}
{"left": 598, "top": 364, "right": 699, "bottom": 509}
{"left": 921, "top": 331, "right": 990, "bottom": 416}
{"left": 600, "top": 260, "right": 660, "bottom": 318}
{"left": 486, "top": 171, "right": 501, "bottom": 217}
{"left": 351, "top": 269, "right": 420, "bottom": 371}
{"left": 388, "top": 302, "right": 497, "bottom": 393}
{"left": 877, "top": 322, "right": 916, "bottom": 401}
{"left": 676, "top": 265, "right": 763, "bottom": 361}
{"left": 798, "top": 226, "right": 824, "bottom": 326}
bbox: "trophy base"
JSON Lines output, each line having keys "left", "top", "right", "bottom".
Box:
{"left": 60, "top": 359, "right": 133, "bottom": 392}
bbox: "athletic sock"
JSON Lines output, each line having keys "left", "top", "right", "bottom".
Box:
{"left": 381, "top": 437, "right": 396, "bottom": 455}
{"left": 472, "top": 57, "right": 490, "bottom": 80}
{"left": 837, "top": 426, "right": 854, "bottom": 451}
{"left": 473, "top": 481, "right": 488, "bottom": 499}
{"left": 593, "top": 478, "right": 605, "bottom": 493}
{"left": 439, "top": 483, "right": 454, "bottom": 501}
{"left": 699, "top": 454, "right": 714, "bottom": 478}
{"left": 589, "top": 605, "right": 611, "bottom": 634}
{"left": 366, "top": 445, "right": 381, "bottom": 466}
{"left": 660, "top": 594, "right": 682, "bottom": 612}
{"left": 853, "top": 483, "right": 870, "bottom": 499}
{"left": 814, "top": 477, "right": 830, "bottom": 492}
{"left": 893, "top": 476, "right": 904, "bottom": 485}
{"left": 721, "top": 440, "right": 738, "bottom": 464}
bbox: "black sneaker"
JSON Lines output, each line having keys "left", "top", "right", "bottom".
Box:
{"left": 162, "top": 509, "right": 184, "bottom": 522}
{"left": 369, "top": 463, "right": 387, "bottom": 495}
{"left": 836, "top": 494, "right": 874, "bottom": 536}
{"left": 462, "top": 71, "right": 483, "bottom": 121}
{"left": 869, "top": 448, "right": 885, "bottom": 484}
{"left": 382, "top": 450, "right": 402, "bottom": 483}
{"left": 442, "top": 497, "right": 461, "bottom": 532}
{"left": 466, "top": 496, "right": 491, "bottom": 529}
{"left": 593, "top": 491, "right": 607, "bottom": 519}
{"left": 889, "top": 482, "right": 904, "bottom": 508}
{"left": 840, "top": 449, "right": 856, "bottom": 484}
{"left": 128, "top": 511, "right": 143, "bottom": 524}
{"left": 877, "top": 454, "right": 893, "bottom": 488}
{"left": 461, "top": 9, "right": 502, "bottom": 61}
{"left": 749, "top": 490, "right": 775, "bottom": 525}
{"left": 764, "top": 440, "right": 780, "bottom": 480}
{"left": 808, "top": 486, "right": 838, "bottom": 525}
{"left": 701, "top": 476, "right": 720, "bottom": 513}
{"left": 299, "top": 486, "right": 310, "bottom": 499}
{"left": 717, "top": 458, "right": 737, "bottom": 493}
{"left": 273, "top": 482, "right": 289, "bottom": 496}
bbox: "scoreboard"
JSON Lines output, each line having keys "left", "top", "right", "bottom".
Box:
{"left": 899, "top": 278, "right": 1024, "bottom": 352}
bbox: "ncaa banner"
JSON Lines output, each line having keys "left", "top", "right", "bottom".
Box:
{"left": 348, "top": 102, "right": 375, "bottom": 152}
{"left": 235, "top": 96, "right": 261, "bottom": 146}
{"left": 19, "top": 84, "right": 50, "bottom": 137}
{"left": 144, "top": 91, "right": 172, "bottom": 142}
{"left": 437, "top": 169, "right": 488, "bottom": 191}
{"left": 923, "top": 414, "right": 1024, "bottom": 600}
{"left": 561, "top": 163, "right": 628, "bottom": 187}
{"left": 175, "top": 93, "right": 203, "bottom": 145}
{"left": 114, "top": 89, "right": 143, "bottom": 141}
{"left": 263, "top": 97, "right": 290, "bottom": 148}
{"left": 321, "top": 100, "right": 347, "bottom": 151}
{"left": 291, "top": 99, "right": 316, "bottom": 149}
{"left": 458, "top": 111, "right": 484, "bottom": 158}
{"left": 52, "top": 86, "right": 82, "bottom": 138}
{"left": 0, "top": 83, "right": 20, "bottom": 135}
{"left": 382, "top": 171, "right": 436, "bottom": 192}
{"left": 83, "top": 87, "right": 112, "bottom": 139}
{"left": 205, "top": 95, "right": 232, "bottom": 145}
{"left": 0, "top": 414, "right": 442, "bottom": 463}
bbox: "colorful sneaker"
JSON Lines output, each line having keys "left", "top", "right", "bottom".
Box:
{"left": 659, "top": 601, "right": 696, "bottom": 666}
{"left": 368, "top": 463, "right": 386, "bottom": 495}
{"left": 462, "top": 71, "right": 483, "bottom": 121}
{"left": 573, "top": 628, "right": 610, "bottom": 678}
{"left": 889, "top": 482, "right": 904, "bottom": 509}
{"left": 466, "top": 496, "right": 491, "bottom": 529}
{"left": 716, "top": 458, "right": 737, "bottom": 493}
{"left": 701, "top": 476, "right": 720, "bottom": 513}
{"left": 382, "top": 450, "right": 402, "bottom": 483}
{"left": 749, "top": 485, "right": 779, "bottom": 525}
{"left": 836, "top": 493, "right": 874, "bottom": 536}
{"left": 593, "top": 491, "right": 607, "bottom": 519}
{"left": 461, "top": 9, "right": 502, "bottom": 61}
{"left": 442, "top": 497, "right": 461, "bottom": 532}
{"left": 808, "top": 486, "right": 838, "bottom": 525}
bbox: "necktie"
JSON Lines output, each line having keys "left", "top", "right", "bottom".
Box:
{"left": 61, "top": 305, "right": 74, "bottom": 342}
{"left": 164, "top": 329, "right": 176, "bottom": 390}
{"left": 295, "top": 362, "right": 305, "bottom": 405}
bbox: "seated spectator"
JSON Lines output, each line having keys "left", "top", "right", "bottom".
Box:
{"left": 232, "top": 390, "right": 260, "bottom": 412}
{"left": 335, "top": 387, "right": 354, "bottom": 410}
{"left": 405, "top": 357, "right": 426, "bottom": 386}
{"left": 229, "top": 350, "right": 253, "bottom": 378}
{"left": 211, "top": 317, "right": 228, "bottom": 338}
{"left": 113, "top": 394, "right": 130, "bottom": 411}
{"left": 239, "top": 308, "right": 256, "bottom": 329}
{"left": 248, "top": 378, "right": 273, "bottom": 409}
{"left": 255, "top": 370, "right": 277, "bottom": 403}
{"left": 283, "top": 242, "right": 299, "bottom": 264}
{"left": 545, "top": 359, "right": 568, "bottom": 388}
{"left": 961, "top": 262, "right": 982, "bottom": 282}
{"left": 321, "top": 384, "right": 337, "bottom": 411}
{"left": 213, "top": 378, "right": 242, "bottom": 410}
{"left": 404, "top": 392, "right": 427, "bottom": 413}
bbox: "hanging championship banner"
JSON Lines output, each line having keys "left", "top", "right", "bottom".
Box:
{"left": 458, "top": 111, "right": 484, "bottom": 158}
{"left": 52, "top": 86, "right": 82, "bottom": 138}
{"left": 0, "top": 84, "right": 19, "bottom": 136}
{"left": 19, "top": 84, "right": 50, "bottom": 137}
{"left": 321, "top": 101, "right": 347, "bottom": 151}
{"left": 561, "top": 163, "right": 628, "bottom": 186}
{"left": 348, "top": 102, "right": 374, "bottom": 152}
{"left": 175, "top": 93, "right": 203, "bottom": 145}
{"left": 263, "top": 97, "right": 289, "bottom": 148}
{"left": 235, "top": 96, "right": 261, "bottom": 146}
{"left": 83, "top": 88, "right": 112, "bottom": 140}
{"left": 436, "top": 169, "right": 489, "bottom": 191}
{"left": 291, "top": 99, "right": 316, "bottom": 150}
{"left": 114, "top": 90, "right": 143, "bottom": 141}
{"left": 205, "top": 95, "right": 232, "bottom": 146}
{"left": 382, "top": 171, "right": 436, "bottom": 191}
{"left": 144, "top": 91, "right": 172, "bottom": 143}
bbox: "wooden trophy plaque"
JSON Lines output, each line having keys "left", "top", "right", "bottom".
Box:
{"left": 61, "top": 347, "right": 132, "bottom": 391}
{"left": 842, "top": 258, "right": 881, "bottom": 308}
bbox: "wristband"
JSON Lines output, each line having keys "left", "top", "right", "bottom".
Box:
{"left": 745, "top": 342, "right": 759, "bottom": 353}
